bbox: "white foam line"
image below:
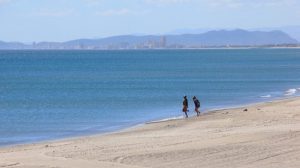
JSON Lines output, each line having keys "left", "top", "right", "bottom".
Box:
{"left": 260, "top": 94, "right": 271, "bottom": 98}
{"left": 147, "top": 116, "right": 183, "bottom": 124}
{"left": 285, "top": 88, "right": 297, "bottom": 96}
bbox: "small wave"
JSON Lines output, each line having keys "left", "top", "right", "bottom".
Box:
{"left": 260, "top": 94, "right": 271, "bottom": 98}
{"left": 285, "top": 88, "right": 297, "bottom": 96}
{"left": 148, "top": 116, "right": 183, "bottom": 124}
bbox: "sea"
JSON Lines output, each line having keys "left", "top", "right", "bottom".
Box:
{"left": 1, "top": 49, "right": 300, "bottom": 146}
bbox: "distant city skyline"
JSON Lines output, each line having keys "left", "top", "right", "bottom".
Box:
{"left": 0, "top": 0, "right": 300, "bottom": 42}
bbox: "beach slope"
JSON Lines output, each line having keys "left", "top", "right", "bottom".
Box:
{"left": 1, "top": 98, "right": 300, "bottom": 168}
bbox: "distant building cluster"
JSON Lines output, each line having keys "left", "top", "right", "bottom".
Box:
{"left": 133, "top": 36, "right": 167, "bottom": 49}
{"left": 102, "top": 36, "right": 168, "bottom": 50}
{"left": 31, "top": 36, "right": 169, "bottom": 50}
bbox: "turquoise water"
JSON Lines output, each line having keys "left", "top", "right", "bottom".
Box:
{"left": 1, "top": 49, "right": 300, "bottom": 146}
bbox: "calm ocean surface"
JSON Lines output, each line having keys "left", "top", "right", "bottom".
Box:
{"left": 1, "top": 49, "right": 300, "bottom": 146}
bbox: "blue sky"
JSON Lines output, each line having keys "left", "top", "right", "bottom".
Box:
{"left": 0, "top": 0, "right": 299, "bottom": 42}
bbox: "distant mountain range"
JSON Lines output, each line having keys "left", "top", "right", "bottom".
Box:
{"left": 252, "top": 25, "right": 300, "bottom": 42}
{"left": 169, "top": 26, "right": 300, "bottom": 42}
{"left": 0, "top": 29, "right": 298, "bottom": 50}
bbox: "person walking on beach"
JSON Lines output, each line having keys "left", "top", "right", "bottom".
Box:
{"left": 182, "top": 96, "right": 189, "bottom": 118}
{"left": 193, "top": 96, "right": 201, "bottom": 116}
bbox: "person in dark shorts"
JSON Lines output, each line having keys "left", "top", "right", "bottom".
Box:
{"left": 193, "top": 96, "right": 201, "bottom": 116}
{"left": 182, "top": 96, "right": 189, "bottom": 118}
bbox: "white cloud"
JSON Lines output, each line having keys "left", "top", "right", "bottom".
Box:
{"left": 34, "top": 9, "right": 74, "bottom": 17}
{"left": 252, "top": 0, "right": 298, "bottom": 7}
{"left": 207, "top": 0, "right": 298, "bottom": 8}
{"left": 97, "top": 8, "right": 133, "bottom": 16}
{"left": 0, "top": 0, "right": 12, "bottom": 6}
{"left": 84, "top": 0, "right": 103, "bottom": 6}
{"left": 145, "top": 0, "right": 190, "bottom": 3}
{"left": 145, "top": 0, "right": 298, "bottom": 8}
{"left": 144, "top": 0, "right": 192, "bottom": 5}
{"left": 208, "top": 0, "right": 242, "bottom": 8}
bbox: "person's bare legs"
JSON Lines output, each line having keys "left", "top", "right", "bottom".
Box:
{"left": 184, "top": 112, "right": 188, "bottom": 118}
{"left": 195, "top": 108, "right": 200, "bottom": 116}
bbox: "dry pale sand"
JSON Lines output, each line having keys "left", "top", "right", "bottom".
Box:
{"left": 1, "top": 98, "right": 300, "bottom": 168}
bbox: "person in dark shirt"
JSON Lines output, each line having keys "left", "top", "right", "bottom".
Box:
{"left": 193, "top": 96, "right": 201, "bottom": 116}
{"left": 182, "top": 96, "right": 189, "bottom": 118}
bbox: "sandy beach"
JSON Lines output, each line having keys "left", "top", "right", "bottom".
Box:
{"left": 1, "top": 97, "right": 300, "bottom": 168}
